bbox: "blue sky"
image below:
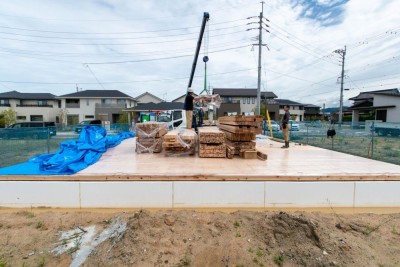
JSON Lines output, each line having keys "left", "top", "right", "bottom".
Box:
{"left": 0, "top": 0, "right": 399, "bottom": 107}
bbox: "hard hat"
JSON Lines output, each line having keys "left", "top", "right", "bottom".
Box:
{"left": 187, "top": 87, "right": 194, "bottom": 93}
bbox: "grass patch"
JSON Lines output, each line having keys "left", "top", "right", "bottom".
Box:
{"left": 0, "top": 260, "right": 7, "bottom": 267}
{"left": 233, "top": 221, "right": 241, "bottom": 228}
{"left": 37, "top": 255, "right": 46, "bottom": 267}
{"left": 35, "top": 221, "right": 44, "bottom": 230}
{"left": 392, "top": 225, "right": 400, "bottom": 236}
{"left": 273, "top": 254, "right": 284, "bottom": 266}
{"left": 235, "top": 232, "right": 241, "bottom": 238}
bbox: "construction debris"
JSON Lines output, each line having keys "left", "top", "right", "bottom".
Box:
{"left": 163, "top": 129, "right": 197, "bottom": 156}
{"left": 217, "top": 115, "right": 265, "bottom": 159}
{"left": 135, "top": 122, "right": 168, "bottom": 153}
{"left": 198, "top": 127, "right": 226, "bottom": 158}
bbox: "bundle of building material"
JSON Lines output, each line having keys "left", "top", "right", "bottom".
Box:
{"left": 198, "top": 127, "right": 226, "bottom": 158}
{"left": 163, "top": 129, "right": 197, "bottom": 156}
{"left": 217, "top": 115, "right": 263, "bottom": 159}
{"left": 135, "top": 122, "right": 168, "bottom": 153}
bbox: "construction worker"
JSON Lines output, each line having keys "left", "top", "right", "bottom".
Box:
{"left": 183, "top": 88, "right": 196, "bottom": 129}
{"left": 281, "top": 105, "right": 290, "bottom": 148}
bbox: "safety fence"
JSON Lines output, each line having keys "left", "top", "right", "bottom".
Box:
{"left": 0, "top": 124, "right": 130, "bottom": 168}
{"left": 264, "top": 121, "right": 400, "bottom": 165}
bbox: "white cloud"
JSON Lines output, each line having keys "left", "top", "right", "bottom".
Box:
{"left": 0, "top": 0, "right": 398, "bottom": 107}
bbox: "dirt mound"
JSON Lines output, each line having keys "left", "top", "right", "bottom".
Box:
{"left": 1, "top": 210, "right": 400, "bottom": 266}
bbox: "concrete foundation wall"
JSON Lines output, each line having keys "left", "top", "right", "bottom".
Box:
{"left": 1, "top": 181, "right": 400, "bottom": 208}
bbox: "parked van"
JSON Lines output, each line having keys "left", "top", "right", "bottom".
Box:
{"left": 0, "top": 121, "right": 56, "bottom": 139}
{"left": 157, "top": 110, "right": 187, "bottom": 129}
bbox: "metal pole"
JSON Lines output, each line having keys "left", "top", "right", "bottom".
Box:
{"left": 339, "top": 45, "right": 346, "bottom": 127}
{"left": 256, "top": 11, "right": 262, "bottom": 116}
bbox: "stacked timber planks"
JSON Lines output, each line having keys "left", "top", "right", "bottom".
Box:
{"left": 198, "top": 127, "right": 226, "bottom": 158}
{"left": 218, "top": 115, "right": 263, "bottom": 159}
{"left": 163, "top": 129, "right": 197, "bottom": 156}
{"left": 135, "top": 122, "right": 168, "bottom": 153}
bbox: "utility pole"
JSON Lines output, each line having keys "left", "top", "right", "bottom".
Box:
{"left": 334, "top": 45, "right": 346, "bottom": 126}
{"left": 247, "top": 2, "right": 269, "bottom": 115}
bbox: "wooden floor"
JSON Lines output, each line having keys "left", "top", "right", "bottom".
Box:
{"left": 3, "top": 136, "right": 400, "bottom": 181}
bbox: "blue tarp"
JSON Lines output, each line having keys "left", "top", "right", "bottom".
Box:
{"left": 0, "top": 126, "right": 135, "bottom": 175}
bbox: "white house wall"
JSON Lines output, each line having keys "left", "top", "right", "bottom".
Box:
{"left": 373, "top": 95, "right": 400, "bottom": 123}
{"left": 136, "top": 94, "right": 162, "bottom": 104}
{"left": 0, "top": 99, "right": 60, "bottom": 122}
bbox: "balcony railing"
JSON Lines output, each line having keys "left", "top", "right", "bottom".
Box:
{"left": 0, "top": 104, "right": 11, "bottom": 107}
{"left": 95, "top": 103, "right": 126, "bottom": 108}
{"left": 16, "top": 104, "right": 53, "bottom": 108}
{"left": 66, "top": 103, "right": 80, "bottom": 108}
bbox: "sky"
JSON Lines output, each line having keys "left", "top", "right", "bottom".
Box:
{"left": 0, "top": 0, "right": 399, "bottom": 107}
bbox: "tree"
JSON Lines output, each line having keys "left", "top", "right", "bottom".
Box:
{"left": 58, "top": 108, "right": 69, "bottom": 126}
{"left": 0, "top": 109, "right": 16, "bottom": 127}
{"left": 116, "top": 112, "right": 129, "bottom": 124}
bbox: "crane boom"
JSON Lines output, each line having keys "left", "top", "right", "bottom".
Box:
{"left": 187, "top": 12, "right": 209, "bottom": 89}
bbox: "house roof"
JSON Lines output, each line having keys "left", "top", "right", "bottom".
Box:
{"left": 58, "top": 90, "right": 135, "bottom": 99}
{"left": 0, "top": 90, "right": 56, "bottom": 100}
{"left": 303, "top": 104, "right": 321, "bottom": 108}
{"left": 349, "top": 88, "right": 399, "bottom": 100}
{"left": 212, "top": 88, "right": 277, "bottom": 98}
{"left": 275, "top": 99, "right": 304, "bottom": 106}
{"left": 124, "top": 102, "right": 184, "bottom": 111}
{"left": 171, "top": 93, "right": 198, "bottom": 102}
{"left": 134, "top": 92, "right": 164, "bottom": 102}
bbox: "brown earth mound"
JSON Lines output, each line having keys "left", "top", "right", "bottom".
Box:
{"left": 1, "top": 210, "right": 400, "bottom": 266}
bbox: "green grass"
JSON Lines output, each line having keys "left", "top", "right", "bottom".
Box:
{"left": 0, "top": 260, "right": 7, "bottom": 267}
{"left": 233, "top": 221, "right": 241, "bottom": 228}
{"left": 273, "top": 254, "right": 284, "bottom": 266}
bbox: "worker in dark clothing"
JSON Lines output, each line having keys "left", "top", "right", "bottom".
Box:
{"left": 281, "top": 105, "right": 290, "bottom": 148}
{"left": 183, "top": 88, "right": 195, "bottom": 129}
{"left": 198, "top": 107, "right": 204, "bottom": 127}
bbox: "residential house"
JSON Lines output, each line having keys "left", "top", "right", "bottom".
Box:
{"left": 348, "top": 88, "right": 400, "bottom": 125}
{"left": 134, "top": 92, "right": 164, "bottom": 104}
{"left": 172, "top": 93, "right": 198, "bottom": 103}
{"left": 303, "top": 104, "right": 321, "bottom": 120}
{"left": 211, "top": 88, "right": 279, "bottom": 119}
{"left": 275, "top": 99, "right": 305, "bottom": 121}
{"left": 0, "top": 91, "right": 60, "bottom": 125}
{"left": 57, "top": 90, "right": 136, "bottom": 125}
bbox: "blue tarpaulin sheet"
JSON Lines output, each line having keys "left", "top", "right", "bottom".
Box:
{"left": 0, "top": 126, "right": 135, "bottom": 175}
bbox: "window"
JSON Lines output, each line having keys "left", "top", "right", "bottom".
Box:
{"left": 173, "top": 110, "right": 182, "bottom": 120}
{"left": 16, "top": 116, "right": 26, "bottom": 120}
{"left": 30, "top": 115, "right": 43, "bottom": 121}
{"left": 117, "top": 99, "right": 125, "bottom": 105}
{"left": 0, "top": 99, "right": 9, "bottom": 105}
{"left": 243, "top": 97, "right": 246, "bottom": 104}
{"left": 102, "top": 99, "right": 112, "bottom": 104}
{"left": 56, "top": 116, "right": 60, "bottom": 123}
{"left": 252, "top": 97, "right": 255, "bottom": 104}
{"left": 85, "top": 115, "right": 95, "bottom": 119}
{"left": 86, "top": 99, "right": 90, "bottom": 106}
{"left": 247, "top": 97, "right": 250, "bottom": 104}
{"left": 37, "top": 100, "right": 47, "bottom": 106}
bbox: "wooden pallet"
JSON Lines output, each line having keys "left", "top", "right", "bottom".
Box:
{"left": 199, "top": 143, "right": 226, "bottom": 158}
{"left": 136, "top": 122, "right": 168, "bottom": 138}
{"left": 218, "top": 115, "right": 264, "bottom": 123}
{"left": 136, "top": 137, "right": 163, "bottom": 153}
{"left": 217, "top": 123, "right": 262, "bottom": 134}
{"left": 198, "top": 127, "right": 225, "bottom": 144}
{"left": 225, "top": 140, "right": 256, "bottom": 155}
{"left": 221, "top": 130, "right": 256, "bottom": 142}
{"left": 240, "top": 149, "right": 257, "bottom": 159}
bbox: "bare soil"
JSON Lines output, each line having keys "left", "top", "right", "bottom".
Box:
{"left": 1, "top": 209, "right": 400, "bottom": 267}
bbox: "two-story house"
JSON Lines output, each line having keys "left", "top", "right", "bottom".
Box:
{"left": 303, "top": 104, "right": 321, "bottom": 120}
{"left": 211, "top": 88, "right": 279, "bottom": 119}
{"left": 0, "top": 91, "right": 60, "bottom": 124}
{"left": 276, "top": 99, "right": 305, "bottom": 121}
{"left": 348, "top": 88, "right": 400, "bottom": 125}
{"left": 135, "top": 92, "right": 164, "bottom": 104}
{"left": 57, "top": 90, "right": 136, "bottom": 125}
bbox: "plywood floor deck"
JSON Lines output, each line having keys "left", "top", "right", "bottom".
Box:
{"left": 2, "top": 137, "right": 400, "bottom": 181}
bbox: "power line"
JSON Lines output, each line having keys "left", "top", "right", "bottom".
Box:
{"left": 84, "top": 64, "right": 107, "bottom": 90}
{"left": 84, "top": 45, "right": 250, "bottom": 65}
{"left": 0, "top": 29, "right": 248, "bottom": 46}
{"left": 0, "top": 23, "right": 247, "bottom": 40}
{"left": 0, "top": 68, "right": 257, "bottom": 85}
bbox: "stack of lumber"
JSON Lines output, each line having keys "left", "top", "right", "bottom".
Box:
{"left": 217, "top": 115, "right": 263, "bottom": 159}
{"left": 163, "top": 129, "right": 197, "bottom": 156}
{"left": 135, "top": 122, "right": 168, "bottom": 153}
{"left": 198, "top": 127, "right": 226, "bottom": 158}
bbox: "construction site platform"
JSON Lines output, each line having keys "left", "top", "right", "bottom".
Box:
{"left": 2, "top": 137, "right": 400, "bottom": 181}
